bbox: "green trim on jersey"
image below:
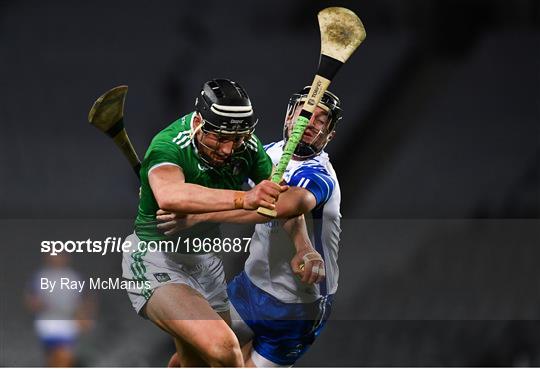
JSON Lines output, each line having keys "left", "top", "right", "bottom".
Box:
{"left": 134, "top": 112, "right": 273, "bottom": 245}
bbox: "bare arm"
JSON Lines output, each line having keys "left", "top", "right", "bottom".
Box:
{"left": 188, "top": 187, "right": 317, "bottom": 224}
{"left": 192, "top": 188, "right": 324, "bottom": 284}
{"left": 283, "top": 214, "right": 325, "bottom": 284}
{"left": 155, "top": 184, "right": 326, "bottom": 284}
{"left": 150, "top": 165, "right": 239, "bottom": 213}
{"left": 149, "top": 165, "right": 285, "bottom": 214}
{"left": 156, "top": 187, "right": 316, "bottom": 236}
{"left": 156, "top": 187, "right": 313, "bottom": 233}
{"left": 282, "top": 214, "right": 312, "bottom": 252}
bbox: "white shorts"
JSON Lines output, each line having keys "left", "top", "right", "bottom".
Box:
{"left": 121, "top": 233, "right": 229, "bottom": 316}
{"left": 34, "top": 319, "right": 79, "bottom": 340}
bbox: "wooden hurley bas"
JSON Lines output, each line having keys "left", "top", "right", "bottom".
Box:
{"left": 88, "top": 85, "right": 142, "bottom": 178}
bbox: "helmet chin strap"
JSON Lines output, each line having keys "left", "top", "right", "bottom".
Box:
{"left": 190, "top": 120, "right": 203, "bottom": 139}
{"left": 293, "top": 142, "right": 318, "bottom": 159}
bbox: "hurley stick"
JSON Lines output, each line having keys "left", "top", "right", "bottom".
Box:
{"left": 88, "top": 85, "right": 141, "bottom": 178}
{"left": 257, "top": 7, "right": 366, "bottom": 217}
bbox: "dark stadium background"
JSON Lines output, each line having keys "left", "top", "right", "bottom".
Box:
{"left": 1, "top": 0, "right": 539, "bottom": 366}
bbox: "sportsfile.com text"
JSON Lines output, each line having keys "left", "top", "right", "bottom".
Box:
{"left": 40, "top": 237, "right": 252, "bottom": 256}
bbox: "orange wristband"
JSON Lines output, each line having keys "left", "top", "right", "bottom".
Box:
{"left": 234, "top": 191, "right": 245, "bottom": 209}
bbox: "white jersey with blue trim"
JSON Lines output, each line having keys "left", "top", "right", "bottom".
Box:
{"left": 245, "top": 140, "right": 342, "bottom": 303}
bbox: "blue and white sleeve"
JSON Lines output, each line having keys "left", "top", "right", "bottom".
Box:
{"left": 287, "top": 168, "right": 335, "bottom": 207}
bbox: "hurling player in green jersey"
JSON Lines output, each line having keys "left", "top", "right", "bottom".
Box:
{"left": 122, "top": 79, "right": 288, "bottom": 367}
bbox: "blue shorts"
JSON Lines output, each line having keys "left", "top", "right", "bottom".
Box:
{"left": 34, "top": 319, "right": 78, "bottom": 350}
{"left": 41, "top": 336, "right": 76, "bottom": 350}
{"left": 228, "top": 272, "right": 333, "bottom": 366}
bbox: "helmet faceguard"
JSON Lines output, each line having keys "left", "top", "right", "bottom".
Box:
{"left": 194, "top": 79, "right": 257, "bottom": 167}
{"left": 193, "top": 126, "right": 250, "bottom": 168}
{"left": 283, "top": 87, "right": 342, "bottom": 159}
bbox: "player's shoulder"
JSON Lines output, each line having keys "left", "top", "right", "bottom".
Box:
{"left": 262, "top": 140, "right": 284, "bottom": 163}
{"left": 143, "top": 112, "right": 195, "bottom": 170}
{"left": 296, "top": 152, "right": 334, "bottom": 177}
{"left": 151, "top": 112, "right": 194, "bottom": 149}
{"left": 291, "top": 164, "right": 336, "bottom": 189}
{"left": 288, "top": 165, "right": 337, "bottom": 207}
{"left": 291, "top": 151, "right": 339, "bottom": 192}
{"left": 263, "top": 140, "right": 282, "bottom": 151}
{"left": 244, "top": 133, "right": 263, "bottom": 153}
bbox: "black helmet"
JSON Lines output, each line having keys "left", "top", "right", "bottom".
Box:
{"left": 195, "top": 79, "right": 257, "bottom": 135}
{"left": 283, "top": 87, "right": 343, "bottom": 158}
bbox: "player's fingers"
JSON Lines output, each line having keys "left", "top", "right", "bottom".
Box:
{"left": 291, "top": 261, "right": 303, "bottom": 276}
{"left": 308, "top": 264, "right": 321, "bottom": 284}
{"left": 300, "top": 251, "right": 324, "bottom": 283}
{"left": 264, "top": 194, "right": 279, "bottom": 205}
{"left": 156, "top": 209, "right": 178, "bottom": 218}
{"left": 316, "top": 267, "right": 326, "bottom": 284}
{"left": 164, "top": 227, "right": 180, "bottom": 236}
{"left": 266, "top": 181, "right": 286, "bottom": 194}
{"left": 313, "top": 262, "right": 325, "bottom": 284}
{"left": 156, "top": 212, "right": 176, "bottom": 221}
{"left": 301, "top": 261, "right": 313, "bottom": 283}
{"left": 156, "top": 220, "right": 176, "bottom": 231}
{"left": 259, "top": 201, "right": 276, "bottom": 210}
{"left": 307, "top": 260, "right": 325, "bottom": 284}
{"left": 290, "top": 257, "right": 306, "bottom": 281}
{"left": 292, "top": 254, "right": 307, "bottom": 275}
{"left": 270, "top": 182, "right": 288, "bottom": 194}
{"left": 156, "top": 214, "right": 174, "bottom": 222}
{"left": 262, "top": 186, "right": 281, "bottom": 199}
{"left": 259, "top": 179, "right": 278, "bottom": 188}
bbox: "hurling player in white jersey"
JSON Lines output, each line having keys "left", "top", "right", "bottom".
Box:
{"left": 230, "top": 87, "right": 341, "bottom": 367}
{"left": 157, "top": 87, "right": 342, "bottom": 367}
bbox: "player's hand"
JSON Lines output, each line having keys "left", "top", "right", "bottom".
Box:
{"left": 156, "top": 210, "right": 200, "bottom": 235}
{"left": 290, "top": 248, "right": 325, "bottom": 284}
{"left": 243, "top": 180, "right": 288, "bottom": 210}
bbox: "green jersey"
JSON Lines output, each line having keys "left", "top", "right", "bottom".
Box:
{"left": 134, "top": 112, "right": 273, "bottom": 243}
